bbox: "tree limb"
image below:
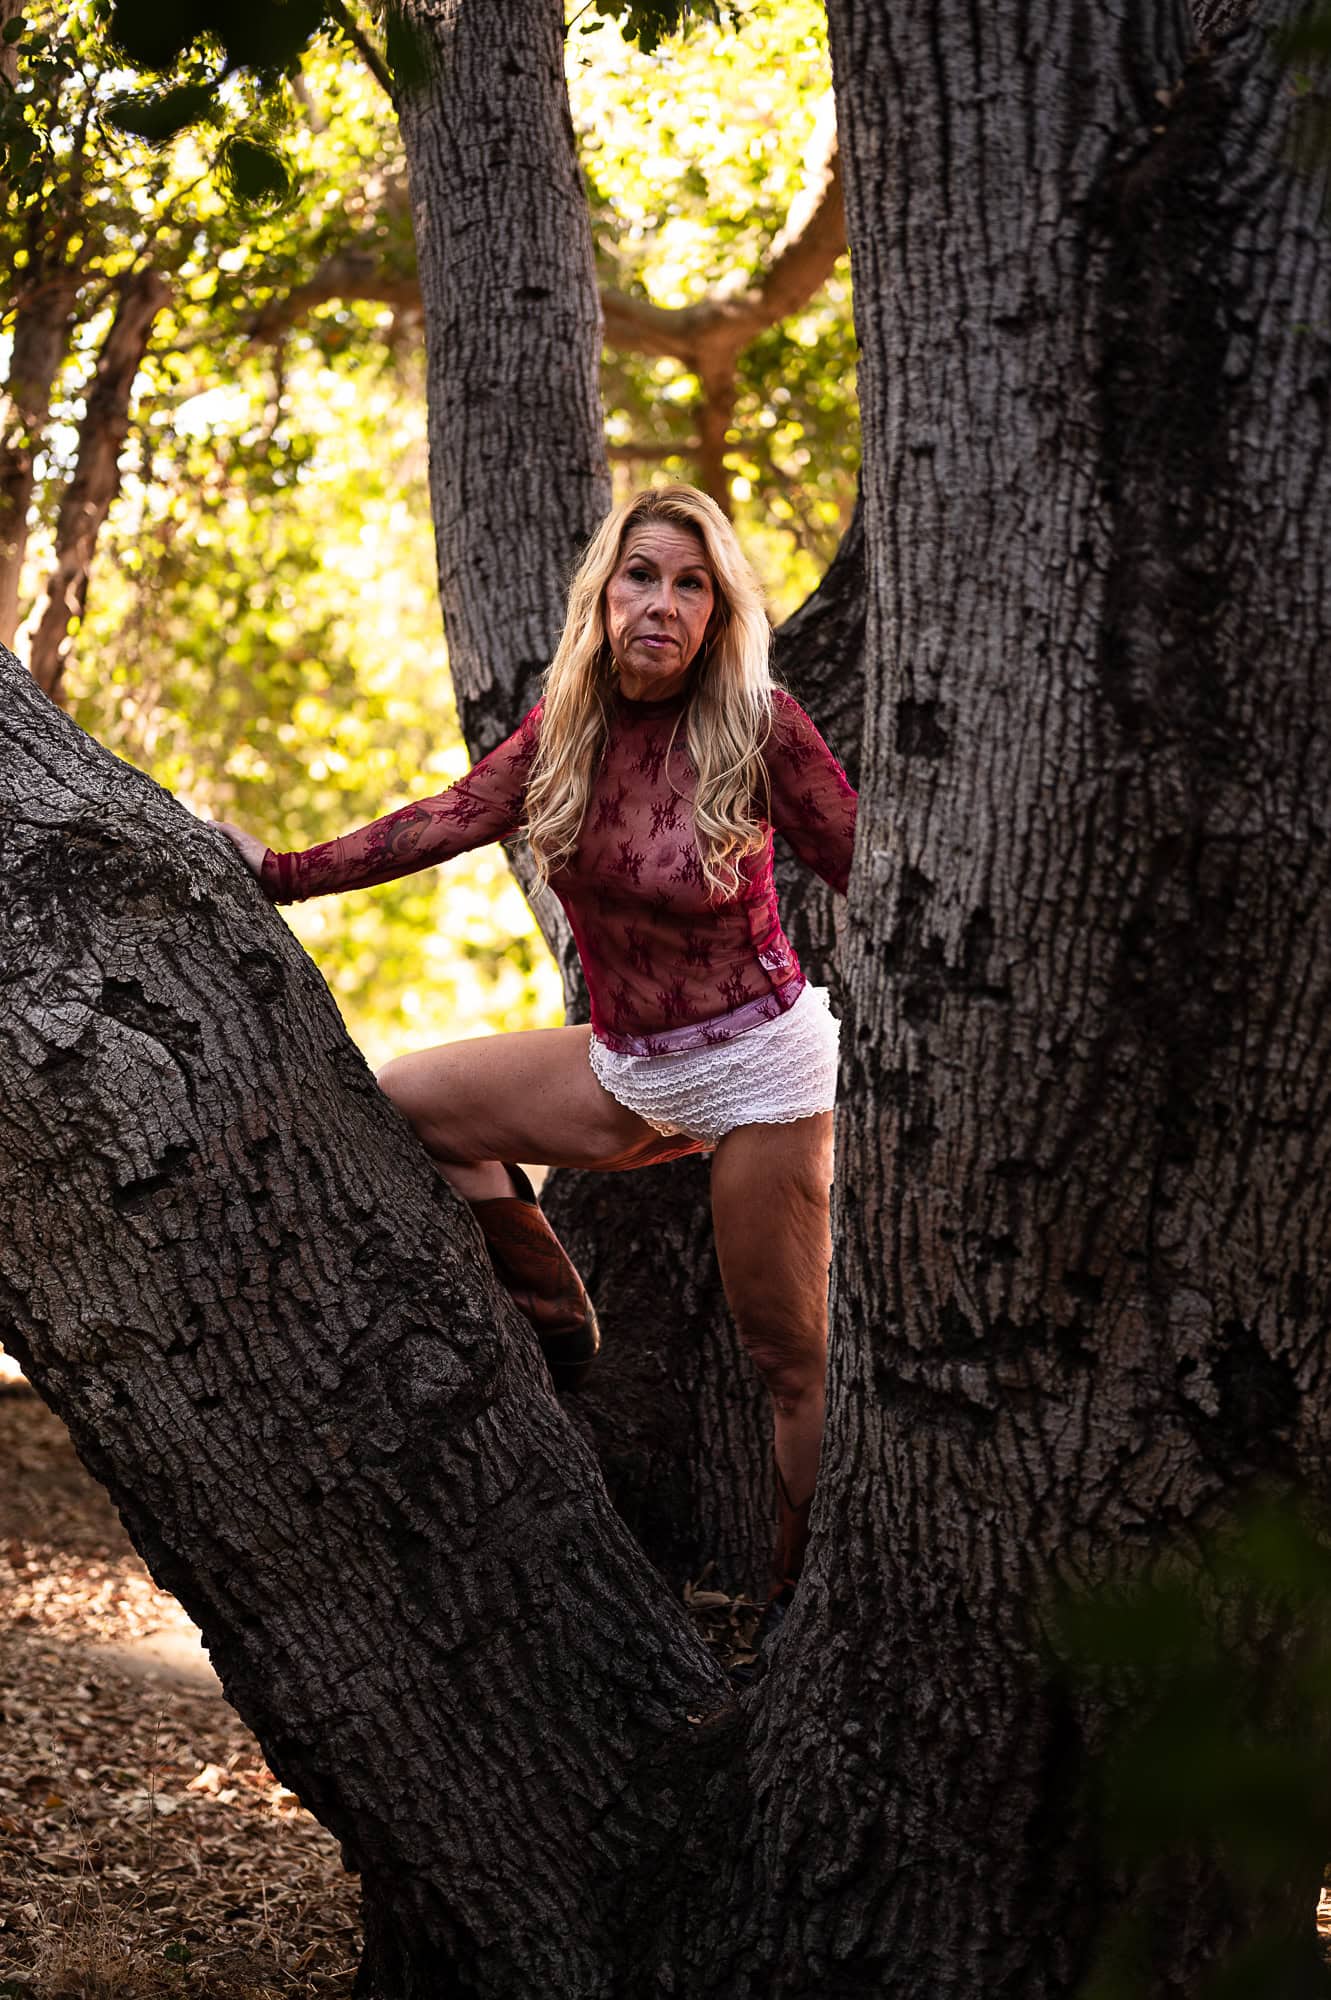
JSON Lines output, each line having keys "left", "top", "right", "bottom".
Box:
{"left": 245, "top": 108, "right": 846, "bottom": 384}
{"left": 324, "top": 0, "right": 397, "bottom": 99}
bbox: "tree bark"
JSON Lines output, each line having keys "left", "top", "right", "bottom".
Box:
{"left": 0, "top": 642, "right": 730, "bottom": 1998}
{"left": 0, "top": 0, "right": 23, "bottom": 89}
{"left": 27, "top": 267, "right": 170, "bottom": 703}
{"left": 741, "top": 0, "right": 1331, "bottom": 1992}
{"left": 6, "top": 1, "right": 1331, "bottom": 1994}
{"left": 0, "top": 264, "right": 78, "bottom": 647}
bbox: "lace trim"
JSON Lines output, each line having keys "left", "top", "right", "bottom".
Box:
{"left": 588, "top": 985, "right": 839, "bottom": 1146}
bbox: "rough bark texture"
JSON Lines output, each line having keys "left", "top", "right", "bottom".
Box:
{"left": 0, "top": 643, "right": 730, "bottom": 1998}
{"left": 740, "top": 0, "right": 1331, "bottom": 1992}
{"left": 395, "top": 0, "right": 611, "bottom": 753}
{"left": 0, "top": 0, "right": 23, "bottom": 89}
{"left": 28, "top": 267, "right": 170, "bottom": 702}
{"left": 7, "top": 0, "right": 1331, "bottom": 1994}
{"left": 395, "top": 0, "right": 862, "bottom": 1600}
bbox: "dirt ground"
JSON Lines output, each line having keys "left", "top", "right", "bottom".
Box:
{"left": 0, "top": 1377, "right": 756, "bottom": 1999}
{"left": 0, "top": 1381, "right": 360, "bottom": 1998}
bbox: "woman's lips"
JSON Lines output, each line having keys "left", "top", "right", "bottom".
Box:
{"left": 635, "top": 634, "right": 678, "bottom": 649}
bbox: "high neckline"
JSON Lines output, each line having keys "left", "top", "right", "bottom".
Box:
{"left": 610, "top": 679, "right": 692, "bottom": 719}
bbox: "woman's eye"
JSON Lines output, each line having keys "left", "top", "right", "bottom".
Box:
{"left": 627, "top": 567, "right": 651, "bottom": 583}
{"left": 680, "top": 576, "right": 705, "bottom": 591}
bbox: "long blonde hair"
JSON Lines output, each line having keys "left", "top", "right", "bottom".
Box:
{"left": 525, "top": 485, "right": 774, "bottom": 899}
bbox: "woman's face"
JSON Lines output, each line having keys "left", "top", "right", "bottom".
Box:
{"left": 603, "top": 521, "right": 716, "bottom": 702}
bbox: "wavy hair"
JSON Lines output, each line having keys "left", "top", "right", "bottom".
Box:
{"left": 525, "top": 485, "right": 774, "bottom": 899}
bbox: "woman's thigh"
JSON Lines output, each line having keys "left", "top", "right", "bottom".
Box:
{"left": 378, "top": 1025, "right": 702, "bottom": 1172}
{"left": 709, "top": 1112, "right": 834, "bottom": 1382}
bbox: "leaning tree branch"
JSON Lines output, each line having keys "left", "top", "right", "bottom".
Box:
{"left": 241, "top": 110, "right": 843, "bottom": 516}
{"left": 0, "top": 637, "right": 731, "bottom": 1997}
{"left": 0, "top": 264, "right": 81, "bottom": 648}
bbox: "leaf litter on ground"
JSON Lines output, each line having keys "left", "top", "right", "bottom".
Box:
{"left": 0, "top": 1380, "right": 767, "bottom": 1996}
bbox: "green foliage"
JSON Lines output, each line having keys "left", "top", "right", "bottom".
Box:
{"left": 1051, "top": 1500, "right": 1331, "bottom": 1998}
{"left": 572, "top": 0, "right": 857, "bottom": 607}
{"left": 574, "top": 1, "right": 741, "bottom": 56}
{"left": 89, "top": 0, "right": 743, "bottom": 205}
{"left": 218, "top": 132, "right": 293, "bottom": 209}
{"left": 67, "top": 337, "right": 564, "bottom": 1063}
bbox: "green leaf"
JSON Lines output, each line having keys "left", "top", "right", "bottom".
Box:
{"left": 1, "top": 16, "right": 24, "bottom": 44}
{"left": 219, "top": 135, "right": 293, "bottom": 212}
{"left": 106, "top": 0, "right": 197, "bottom": 69}
{"left": 108, "top": 82, "right": 216, "bottom": 145}
{"left": 204, "top": 0, "right": 325, "bottom": 72}
{"left": 383, "top": 3, "right": 430, "bottom": 90}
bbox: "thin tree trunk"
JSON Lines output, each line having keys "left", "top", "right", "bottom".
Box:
{"left": 0, "top": 0, "right": 23, "bottom": 88}
{"left": 27, "top": 267, "right": 169, "bottom": 703}
{"left": 0, "top": 266, "right": 78, "bottom": 647}
{"left": 693, "top": 364, "right": 737, "bottom": 514}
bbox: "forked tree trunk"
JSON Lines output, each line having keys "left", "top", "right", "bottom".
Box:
{"left": 0, "top": 641, "right": 727, "bottom": 1996}
{"left": 4, "top": 0, "right": 1331, "bottom": 1994}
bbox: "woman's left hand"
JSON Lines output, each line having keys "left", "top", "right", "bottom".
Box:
{"left": 211, "top": 821, "right": 268, "bottom": 880}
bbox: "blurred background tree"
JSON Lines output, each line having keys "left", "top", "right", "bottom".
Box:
{"left": 0, "top": 0, "right": 856, "bottom": 1067}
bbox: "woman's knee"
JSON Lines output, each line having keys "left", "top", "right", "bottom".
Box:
{"left": 376, "top": 1052, "right": 428, "bottom": 1124}
{"left": 731, "top": 1306, "right": 827, "bottom": 1409}
{"left": 376, "top": 1051, "right": 470, "bottom": 1161}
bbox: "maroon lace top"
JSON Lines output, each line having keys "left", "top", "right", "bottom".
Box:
{"left": 261, "top": 685, "right": 857, "bottom": 1054}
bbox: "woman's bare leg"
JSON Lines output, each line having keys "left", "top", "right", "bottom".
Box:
{"left": 376, "top": 1024, "right": 700, "bottom": 1192}
{"left": 709, "top": 1112, "right": 834, "bottom": 1511}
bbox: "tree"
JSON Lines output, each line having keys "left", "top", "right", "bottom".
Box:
{"left": 3, "top": 1, "right": 1331, "bottom": 1996}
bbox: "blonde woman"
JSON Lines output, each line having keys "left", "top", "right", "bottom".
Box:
{"left": 217, "top": 486, "right": 857, "bottom": 1624}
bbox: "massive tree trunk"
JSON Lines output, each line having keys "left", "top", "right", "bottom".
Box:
{"left": 0, "top": 642, "right": 728, "bottom": 1995}
{"left": 741, "top": 0, "right": 1331, "bottom": 1990}
{"left": 5, "top": 0, "right": 1331, "bottom": 1995}
{"left": 395, "top": 0, "right": 863, "bottom": 1597}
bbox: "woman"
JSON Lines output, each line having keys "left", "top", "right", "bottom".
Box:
{"left": 217, "top": 485, "right": 857, "bottom": 1616}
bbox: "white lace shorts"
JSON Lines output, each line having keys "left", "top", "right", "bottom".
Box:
{"left": 588, "top": 984, "right": 840, "bottom": 1150}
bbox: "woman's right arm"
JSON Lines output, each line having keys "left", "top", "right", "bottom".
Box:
{"left": 215, "top": 702, "right": 543, "bottom": 904}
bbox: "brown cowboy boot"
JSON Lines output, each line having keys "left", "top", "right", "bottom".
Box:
{"left": 468, "top": 1165, "right": 600, "bottom": 1392}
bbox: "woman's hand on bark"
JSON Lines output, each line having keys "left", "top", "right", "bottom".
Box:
{"left": 211, "top": 821, "right": 268, "bottom": 880}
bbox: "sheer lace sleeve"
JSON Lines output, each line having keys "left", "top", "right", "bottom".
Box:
{"left": 765, "top": 690, "right": 858, "bottom": 895}
{"left": 260, "top": 702, "right": 543, "bottom": 904}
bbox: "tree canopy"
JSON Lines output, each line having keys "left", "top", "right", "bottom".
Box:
{"left": 1, "top": 0, "right": 854, "bottom": 1061}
